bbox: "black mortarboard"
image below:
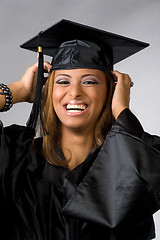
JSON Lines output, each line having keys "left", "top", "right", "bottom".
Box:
{"left": 20, "top": 19, "right": 149, "bottom": 131}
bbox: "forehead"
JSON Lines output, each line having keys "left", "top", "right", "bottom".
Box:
{"left": 54, "top": 68, "right": 106, "bottom": 78}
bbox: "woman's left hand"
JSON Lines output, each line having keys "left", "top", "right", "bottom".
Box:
{"left": 111, "top": 70, "right": 133, "bottom": 120}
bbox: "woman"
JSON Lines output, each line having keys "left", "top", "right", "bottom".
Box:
{"left": 0, "top": 20, "right": 160, "bottom": 240}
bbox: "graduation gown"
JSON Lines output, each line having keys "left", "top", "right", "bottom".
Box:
{"left": 0, "top": 109, "right": 160, "bottom": 240}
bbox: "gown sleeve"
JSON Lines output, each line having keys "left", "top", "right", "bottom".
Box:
{"left": 63, "top": 109, "right": 160, "bottom": 239}
{"left": 114, "top": 108, "right": 160, "bottom": 197}
{"left": 0, "top": 120, "right": 35, "bottom": 237}
{"left": 0, "top": 120, "right": 13, "bottom": 236}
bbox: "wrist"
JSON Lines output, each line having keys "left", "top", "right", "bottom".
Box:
{"left": 112, "top": 106, "right": 129, "bottom": 120}
{"left": 8, "top": 81, "right": 27, "bottom": 104}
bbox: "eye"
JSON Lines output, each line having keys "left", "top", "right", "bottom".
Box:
{"left": 55, "top": 79, "right": 70, "bottom": 85}
{"left": 82, "top": 80, "right": 99, "bottom": 85}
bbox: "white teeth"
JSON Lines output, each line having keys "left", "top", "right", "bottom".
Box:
{"left": 67, "top": 109, "right": 82, "bottom": 112}
{"left": 66, "top": 104, "right": 87, "bottom": 111}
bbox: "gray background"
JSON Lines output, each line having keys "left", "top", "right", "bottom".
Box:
{"left": 0, "top": 0, "right": 160, "bottom": 238}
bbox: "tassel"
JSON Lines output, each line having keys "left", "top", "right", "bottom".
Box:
{"left": 26, "top": 32, "right": 46, "bottom": 133}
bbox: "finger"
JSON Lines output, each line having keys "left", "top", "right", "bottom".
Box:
{"left": 43, "top": 61, "right": 52, "bottom": 72}
{"left": 111, "top": 70, "right": 124, "bottom": 84}
{"left": 111, "top": 71, "right": 132, "bottom": 87}
{"left": 30, "top": 61, "right": 52, "bottom": 74}
{"left": 111, "top": 70, "right": 130, "bottom": 81}
{"left": 110, "top": 70, "right": 119, "bottom": 81}
{"left": 29, "top": 62, "right": 38, "bottom": 73}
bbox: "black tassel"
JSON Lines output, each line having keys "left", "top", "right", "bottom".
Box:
{"left": 26, "top": 32, "right": 46, "bottom": 133}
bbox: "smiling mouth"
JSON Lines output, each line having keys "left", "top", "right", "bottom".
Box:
{"left": 65, "top": 104, "right": 88, "bottom": 112}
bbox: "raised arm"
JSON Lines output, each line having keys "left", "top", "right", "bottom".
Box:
{"left": 0, "top": 62, "right": 52, "bottom": 111}
{"left": 111, "top": 70, "right": 133, "bottom": 120}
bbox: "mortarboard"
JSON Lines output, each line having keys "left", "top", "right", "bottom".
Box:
{"left": 20, "top": 19, "right": 149, "bottom": 131}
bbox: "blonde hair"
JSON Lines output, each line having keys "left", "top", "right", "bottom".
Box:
{"left": 41, "top": 71, "right": 115, "bottom": 167}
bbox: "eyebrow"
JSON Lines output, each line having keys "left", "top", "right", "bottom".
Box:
{"left": 81, "top": 74, "right": 98, "bottom": 78}
{"left": 55, "top": 74, "right": 98, "bottom": 78}
{"left": 55, "top": 74, "right": 71, "bottom": 78}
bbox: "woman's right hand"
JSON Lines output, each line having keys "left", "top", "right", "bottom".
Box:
{"left": 18, "top": 61, "right": 52, "bottom": 103}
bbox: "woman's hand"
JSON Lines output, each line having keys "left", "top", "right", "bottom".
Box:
{"left": 18, "top": 61, "right": 52, "bottom": 103}
{"left": 0, "top": 62, "right": 52, "bottom": 111}
{"left": 111, "top": 70, "right": 132, "bottom": 120}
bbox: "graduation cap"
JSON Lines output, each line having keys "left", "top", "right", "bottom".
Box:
{"left": 20, "top": 19, "right": 149, "bottom": 131}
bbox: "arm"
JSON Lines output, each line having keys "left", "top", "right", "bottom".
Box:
{"left": 0, "top": 62, "right": 52, "bottom": 111}
{"left": 111, "top": 70, "right": 160, "bottom": 150}
{"left": 111, "top": 70, "right": 132, "bottom": 120}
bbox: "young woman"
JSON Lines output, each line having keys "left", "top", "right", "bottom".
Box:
{"left": 0, "top": 20, "right": 160, "bottom": 240}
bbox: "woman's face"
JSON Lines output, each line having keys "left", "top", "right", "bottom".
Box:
{"left": 53, "top": 68, "right": 107, "bottom": 133}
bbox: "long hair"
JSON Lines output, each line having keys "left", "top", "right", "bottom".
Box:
{"left": 41, "top": 71, "right": 115, "bottom": 167}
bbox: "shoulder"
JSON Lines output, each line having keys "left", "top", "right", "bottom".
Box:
{"left": 0, "top": 120, "right": 44, "bottom": 176}
{"left": 0, "top": 120, "right": 35, "bottom": 153}
{"left": 0, "top": 120, "right": 34, "bottom": 138}
{"left": 108, "top": 108, "right": 160, "bottom": 152}
{"left": 111, "top": 108, "right": 144, "bottom": 138}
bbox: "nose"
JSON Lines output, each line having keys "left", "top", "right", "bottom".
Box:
{"left": 69, "top": 83, "right": 82, "bottom": 98}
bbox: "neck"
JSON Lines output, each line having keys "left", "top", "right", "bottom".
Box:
{"left": 60, "top": 127, "right": 95, "bottom": 170}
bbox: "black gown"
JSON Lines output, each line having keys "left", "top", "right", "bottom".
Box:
{"left": 0, "top": 109, "right": 160, "bottom": 240}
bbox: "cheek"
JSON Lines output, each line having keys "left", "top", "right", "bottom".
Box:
{"left": 52, "top": 87, "right": 63, "bottom": 105}
{"left": 52, "top": 90, "right": 57, "bottom": 109}
{"left": 95, "top": 87, "right": 107, "bottom": 109}
{"left": 52, "top": 88, "right": 62, "bottom": 113}
{"left": 95, "top": 89, "right": 107, "bottom": 119}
